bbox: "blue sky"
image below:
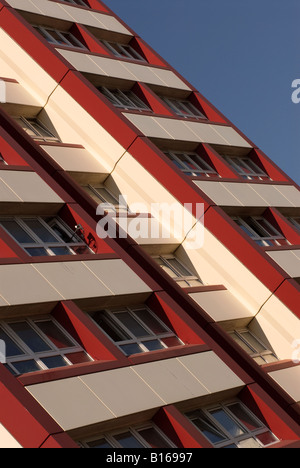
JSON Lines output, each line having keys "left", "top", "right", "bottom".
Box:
{"left": 106, "top": 0, "right": 299, "bottom": 184}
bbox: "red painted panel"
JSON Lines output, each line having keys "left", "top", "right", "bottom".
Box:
{"left": 40, "top": 433, "right": 79, "bottom": 448}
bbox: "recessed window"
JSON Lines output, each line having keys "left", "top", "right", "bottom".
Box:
{"left": 33, "top": 25, "right": 86, "bottom": 49}
{"left": 164, "top": 151, "right": 219, "bottom": 178}
{"left": 233, "top": 216, "right": 290, "bottom": 247}
{"left": 13, "top": 117, "right": 60, "bottom": 143}
{"left": 161, "top": 97, "right": 206, "bottom": 120}
{"left": 288, "top": 217, "right": 300, "bottom": 232}
{"left": 224, "top": 156, "right": 270, "bottom": 181}
{"left": 79, "top": 423, "right": 175, "bottom": 448}
{"left": 82, "top": 185, "right": 128, "bottom": 214}
{"left": 102, "top": 40, "right": 145, "bottom": 62}
{"left": 90, "top": 306, "right": 183, "bottom": 356}
{"left": 186, "top": 401, "right": 278, "bottom": 448}
{"left": 0, "top": 216, "right": 92, "bottom": 257}
{"left": 61, "top": 0, "right": 88, "bottom": 6}
{"left": 1, "top": 316, "right": 92, "bottom": 375}
{"left": 100, "top": 87, "right": 151, "bottom": 112}
{"left": 154, "top": 255, "right": 203, "bottom": 288}
{"left": 229, "top": 329, "right": 278, "bottom": 365}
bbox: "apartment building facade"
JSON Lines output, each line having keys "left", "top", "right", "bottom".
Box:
{"left": 0, "top": 0, "right": 299, "bottom": 448}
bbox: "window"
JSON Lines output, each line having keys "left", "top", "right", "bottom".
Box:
{"left": 224, "top": 156, "right": 270, "bottom": 181}
{"left": 33, "top": 25, "right": 85, "bottom": 49}
{"left": 154, "top": 256, "right": 203, "bottom": 288}
{"left": 14, "top": 117, "right": 60, "bottom": 143}
{"left": 233, "top": 216, "right": 289, "bottom": 247}
{"left": 0, "top": 154, "right": 7, "bottom": 165}
{"left": 90, "top": 306, "right": 183, "bottom": 356}
{"left": 61, "top": 0, "right": 87, "bottom": 6}
{"left": 288, "top": 217, "right": 300, "bottom": 232}
{"left": 100, "top": 87, "right": 150, "bottom": 112}
{"left": 229, "top": 329, "right": 278, "bottom": 365}
{"left": 82, "top": 185, "right": 128, "bottom": 214}
{"left": 165, "top": 151, "right": 219, "bottom": 178}
{"left": 103, "top": 40, "right": 145, "bottom": 62}
{"left": 186, "top": 401, "right": 278, "bottom": 448}
{"left": 162, "top": 97, "right": 206, "bottom": 120}
{"left": 79, "top": 423, "right": 175, "bottom": 448}
{"left": 1, "top": 316, "right": 92, "bottom": 375}
{"left": 0, "top": 216, "right": 92, "bottom": 257}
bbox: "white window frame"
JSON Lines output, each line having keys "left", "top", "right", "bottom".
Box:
{"left": 34, "top": 25, "right": 86, "bottom": 49}
{"left": 162, "top": 97, "right": 206, "bottom": 120}
{"left": 154, "top": 255, "right": 203, "bottom": 288}
{"left": 233, "top": 216, "right": 289, "bottom": 247}
{"left": 224, "top": 156, "right": 270, "bottom": 180}
{"left": 102, "top": 40, "right": 145, "bottom": 62}
{"left": 1, "top": 316, "right": 92, "bottom": 375}
{"left": 83, "top": 185, "right": 129, "bottom": 214}
{"left": 90, "top": 306, "right": 183, "bottom": 356}
{"left": 14, "top": 117, "right": 60, "bottom": 143}
{"left": 100, "top": 87, "right": 150, "bottom": 112}
{"left": 165, "top": 151, "right": 219, "bottom": 178}
{"left": 0, "top": 216, "right": 92, "bottom": 257}
{"left": 79, "top": 423, "right": 176, "bottom": 449}
{"left": 229, "top": 329, "right": 278, "bottom": 364}
{"left": 187, "top": 400, "right": 279, "bottom": 448}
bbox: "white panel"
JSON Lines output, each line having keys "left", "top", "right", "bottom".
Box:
{"left": 270, "top": 367, "right": 300, "bottom": 402}
{"left": 190, "top": 290, "right": 253, "bottom": 322}
{"left": 211, "top": 125, "right": 252, "bottom": 148}
{"left": 40, "top": 145, "right": 107, "bottom": 174}
{"left": 267, "top": 250, "right": 300, "bottom": 278}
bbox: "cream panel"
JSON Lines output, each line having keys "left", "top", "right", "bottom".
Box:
{"left": 156, "top": 119, "right": 203, "bottom": 142}
{"left": 190, "top": 290, "right": 253, "bottom": 323}
{"left": 0, "top": 29, "right": 57, "bottom": 105}
{"left": 269, "top": 367, "right": 300, "bottom": 402}
{"left": 221, "top": 183, "right": 268, "bottom": 207}
{"left": 88, "top": 55, "right": 136, "bottom": 80}
{"left": 5, "top": 0, "right": 44, "bottom": 15}
{"left": 193, "top": 181, "right": 243, "bottom": 206}
{"left": 56, "top": 50, "right": 102, "bottom": 75}
{"left": 22, "top": 0, "right": 76, "bottom": 22}
{"left": 250, "top": 294, "right": 300, "bottom": 360}
{"left": 45, "top": 85, "right": 126, "bottom": 171}
{"left": 4, "top": 82, "right": 41, "bottom": 107}
{"left": 250, "top": 184, "right": 295, "bottom": 207}
{"left": 275, "top": 185, "right": 300, "bottom": 207}
{"left": 82, "top": 259, "right": 152, "bottom": 296}
{"left": 40, "top": 145, "right": 107, "bottom": 174}
{"left": 0, "top": 56, "right": 19, "bottom": 81}
{"left": 0, "top": 179, "right": 22, "bottom": 203}
{"left": 122, "top": 62, "right": 168, "bottom": 87}
{"left": 32, "top": 262, "right": 113, "bottom": 300}
{"left": 178, "top": 352, "right": 244, "bottom": 393}
{"left": 27, "top": 377, "right": 116, "bottom": 431}
{"left": 0, "top": 424, "right": 22, "bottom": 449}
{"left": 123, "top": 114, "right": 174, "bottom": 139}
{"left": 151, "top": 68, "right": 192, "bottom": 91}
{"left": 0, "top": 264, "right": 63, "bottom": 305}
{"left": 0, "top": 171, "right": 63, "bottom": 205}
{"left": 186, "top": 122, "right": 228, "bottom": 145}
{"left": 211, "top": 125, "right": 252, "bottom": 148}
{"left": 267, "top": 250, "right": 300, "bottom": 278}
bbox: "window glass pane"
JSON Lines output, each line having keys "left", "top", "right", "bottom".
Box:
{"left": 0, "top": 329, "right": 24, "bottom": 357}
{"left": 9, "top": 322, "right": 52, "bottom": 353}
{"left": 190, "top": 414, "right": 227, "bottom": 444}
{"left": 210, "top": 409, "right": 246, "bottom": 437}
{"left": 0, "top": 220, "right": 36, "bottom": 244}
{"left": 23, "top": 219, "right": 59, "bottom": 243}
{"left": 167, "top": 258, "right": 192, "bottom": 277}
{"left": 240, "top": 331, "right": 267, "bottom": 354}
{"left": 142, "top": 340, "right": 164, "bottom": 351}
{"left": 87, "top": 438, "right": 113, "bottom": 449}
{"left": 61, "top": 32, "right": 82, "bottom": 47}
{"left": 25, "top": 247, "right": 49, "bottom": 257}
{"left": 71, "top": 245, "right": 91, "bottom": 255}
{"left": 224, "top": 444, "right": 238, "bottom": 448}
{"left": 256, "top": 432, "right": 277, "bottom": 446}
{"left": 13, "top": 360, "right": 41, "bottom": 374}
{"left": 114, "top": 432, "right": 145, "bottom": 448}
{"left": 50, "top": 247, "right": 72, "bottom": 256}
{"left": 156, "top": 258, "right": 179, "bottom": 279}
{"left": 41, "top": 355, "right": 68, "bottom": 369}
{"left": 120, "top": 343, "right": 142, "bottom": 356}
{"left": 238, "top": 438, "right": 262, "bottom": 449}
{"left": 50, "top": 223, "right": 72, "bottom": 243}
{"left": 35, "top": 320, "right": 74, "bottom": 349}
{"left": 27, "top": 120, "right": 56, "bottom": 140}
{"left": 65, "top": 352, "right": 91, "bottom": 364}
{"left": 92, "top": 312, "right": 130, "bottom": 342}
{"left": 228, "top": 403, "right": 262, "bottom": 431}
{"left": 115, "top": 312, "right": 150, "bottom": 338}
{"left": 138, "top": 428, "right": 173, "bottom": 448}
{"left": 162, "top": 336, "right": 182, "bottom": 348}
{"left": 47, "top": 30, "right": 66, "bottom": 45}
{"left": 230, "top": 332, "right": 255, "bottom": 354}
{"left": 135, "top": 309, "right": 167, "bottom": 335}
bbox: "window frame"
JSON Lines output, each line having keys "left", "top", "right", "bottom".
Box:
{"left": 61, "top": 0, "right": 88, "bottom": 6}
{"left": 154, "top": 255, "right": 203, "bottom": 288}
{"left": 100, "top": 87, "right": 151, "bottom": 112}
{"left": 83, "top": 185, "right": 129, "bottom": 214}
{"left": 14, "top": 117, "right": 60, "bottom": 143}
{"left": 162, "top": 97, "right": 207, "bottom": 120}
{"left": 224, "top": 156, "right": 270, "bottom": 181}
{"left": 187, "top": 400, "right": 279, "bottom": 448}
{"left": 0, "top": 216, "right": 92, "bottom": 257}
{"left": 90, "top": 306, "right": 184, "bottom": 356}
{"left": 1, "top": 315, "right": 92, "bottom": 375}
{"left": 165, "top": 150, "right": 219, "bottom": 178}
{"left": 288, "top": 217, "right": 300, "bottom": 232}
{"left": 233, "top": 216, "right": 289, "bottom": 247}
{"left": 229, "top": 329, "right": 278, "bottom": 364}
{"left": 102, "top": 40, "right": 145, "bottom": 62}
{"left": 34, "top": 25, "right": 86, "bottom": 49}
{"left": 79, "top": 423, "right": 176, "bottom": 449}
